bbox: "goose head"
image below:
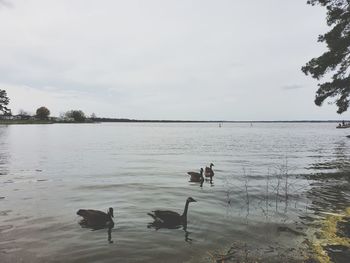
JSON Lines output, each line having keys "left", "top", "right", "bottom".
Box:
{"left": 187, "top": 197, "right": 197, "bottom": 203}
{"left": 210, "top": 163, "right": 214, "bottom": 168}
{"left": 108, "top": 207, "right": 114, "bottom": 218}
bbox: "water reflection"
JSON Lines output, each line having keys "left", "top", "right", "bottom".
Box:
{"left": 86, "top": 225, "right": 114, "bottom": 244}
{"left": 306, "top": 182, "right": 350, "bottom": 216}
{"left": 202, "top": 180, "right": 215, "bottom": 187}
{"left": 147, "top": 222, "right": 193, "bottom": 243}
{"left": 305, "top": 139, "right": 350, "bottom": 215}
{"left": 308, "top": 139, "right": 350, "bottom": 172}
{"left": 0, "top": 126, "right": 9, "bottom": 176}
{"left": 78, "top": 221, "right": 115, "bottom": 244}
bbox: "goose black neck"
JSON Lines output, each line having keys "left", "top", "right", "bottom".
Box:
{"left": 181, "top": 200, "right": 190, "bottom": 219}
{"left": 108, "top": 208, "right": 114, "bottom": 218}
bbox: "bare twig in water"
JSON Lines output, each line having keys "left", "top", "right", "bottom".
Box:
{"left": 224, "top": 157, "right": 310, "bottom": 221}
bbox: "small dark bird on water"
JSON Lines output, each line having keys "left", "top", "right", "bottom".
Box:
{"left": 77, "top": 207, "right": 114, "bottom": 229}
{"left": 187, "top": 168, "right": 204, "bottom": 182}
{"left": 147, "top": 197, "right": 197, "bottom": 228}
{"left": 205, "top": 163, "right": 214, "bottom": 182}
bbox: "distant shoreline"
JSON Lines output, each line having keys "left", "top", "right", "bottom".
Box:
{"left": 0, "top": 120, "right": 91, "bottom": 125}
{"left": 0, "top": 118, "right": 347, "bottom": 125}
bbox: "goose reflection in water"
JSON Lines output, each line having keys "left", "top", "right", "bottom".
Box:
{"left": 147, "top": 197, "right": 196, "bottom": 242}
{"left": 147, "top": 219, "right": 194, "bottom": 243}
{"left": 77, "top": 207, "right": 115, "bottom": 243}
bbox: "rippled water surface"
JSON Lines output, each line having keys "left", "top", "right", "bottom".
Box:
{"left": 0, "top": 123, "right": 349, "bottom": 262}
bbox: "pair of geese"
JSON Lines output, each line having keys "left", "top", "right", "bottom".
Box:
{"left": 188, "top": 163, "right": 215, "bottom": 185}
{"left": 77, "top": 197, "right": 196, "bottom": 230}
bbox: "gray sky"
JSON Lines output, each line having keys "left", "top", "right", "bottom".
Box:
{"left": 0, "top": 0, "right": 341, "bottom": 120}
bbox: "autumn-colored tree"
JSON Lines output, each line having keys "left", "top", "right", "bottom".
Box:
{"left": 36, "top": 106, "right": 50, "bottom": 120}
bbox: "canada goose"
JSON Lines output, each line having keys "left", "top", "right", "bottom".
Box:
{"left": 77, "top": 207, "right": 114, "bottom": 229}
{"left": 187, "top": 168, "right": 204, "bottom": 182}
{"left": 147, "top": 197, "right": 197, "bottom": 228}
{"left": 205, "top": 163, "right": 214, "bottom": 181}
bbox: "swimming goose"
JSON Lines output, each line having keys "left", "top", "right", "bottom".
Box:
{"left": 205, "top": 163, "right": 214, "bottom": 181}
{"left": 77, "top": 207, "right": 114, "bottom": 229}
{"left": 187, "top": 168, "right": 204, "bottom": 182}
{"left": 147, "top": 197, "right": 196, "bottom": 228}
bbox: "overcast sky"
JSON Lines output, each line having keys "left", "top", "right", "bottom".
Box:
{"left": 0, "top": 0, "right": 342, "bottom": 120}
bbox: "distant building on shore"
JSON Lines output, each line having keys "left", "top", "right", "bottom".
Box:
{"left": 0, "top": 114, "right": 36, "bottom": 121}
{"left": 0, "top": 114, "right": 13, "bottom": 120}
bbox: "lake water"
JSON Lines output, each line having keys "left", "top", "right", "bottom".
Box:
{"left": 0, "top": 123, "right": 349, "bottom": 262}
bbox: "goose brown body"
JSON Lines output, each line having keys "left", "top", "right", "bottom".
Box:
{"left": 204, "top": 163, "right": 214, "bottom": 179}
{"left": 77, "top": 207, "right": 114, "bottom": 228}
{"left": 187, "top": 168, "right": 203, "bottom": 182}
{"left": 148, "top": 197, "right": 196, "bottom": 227}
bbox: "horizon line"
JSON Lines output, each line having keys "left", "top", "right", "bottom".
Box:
{"left": 91, "top": 117, "right": 347, "bottom": 123}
